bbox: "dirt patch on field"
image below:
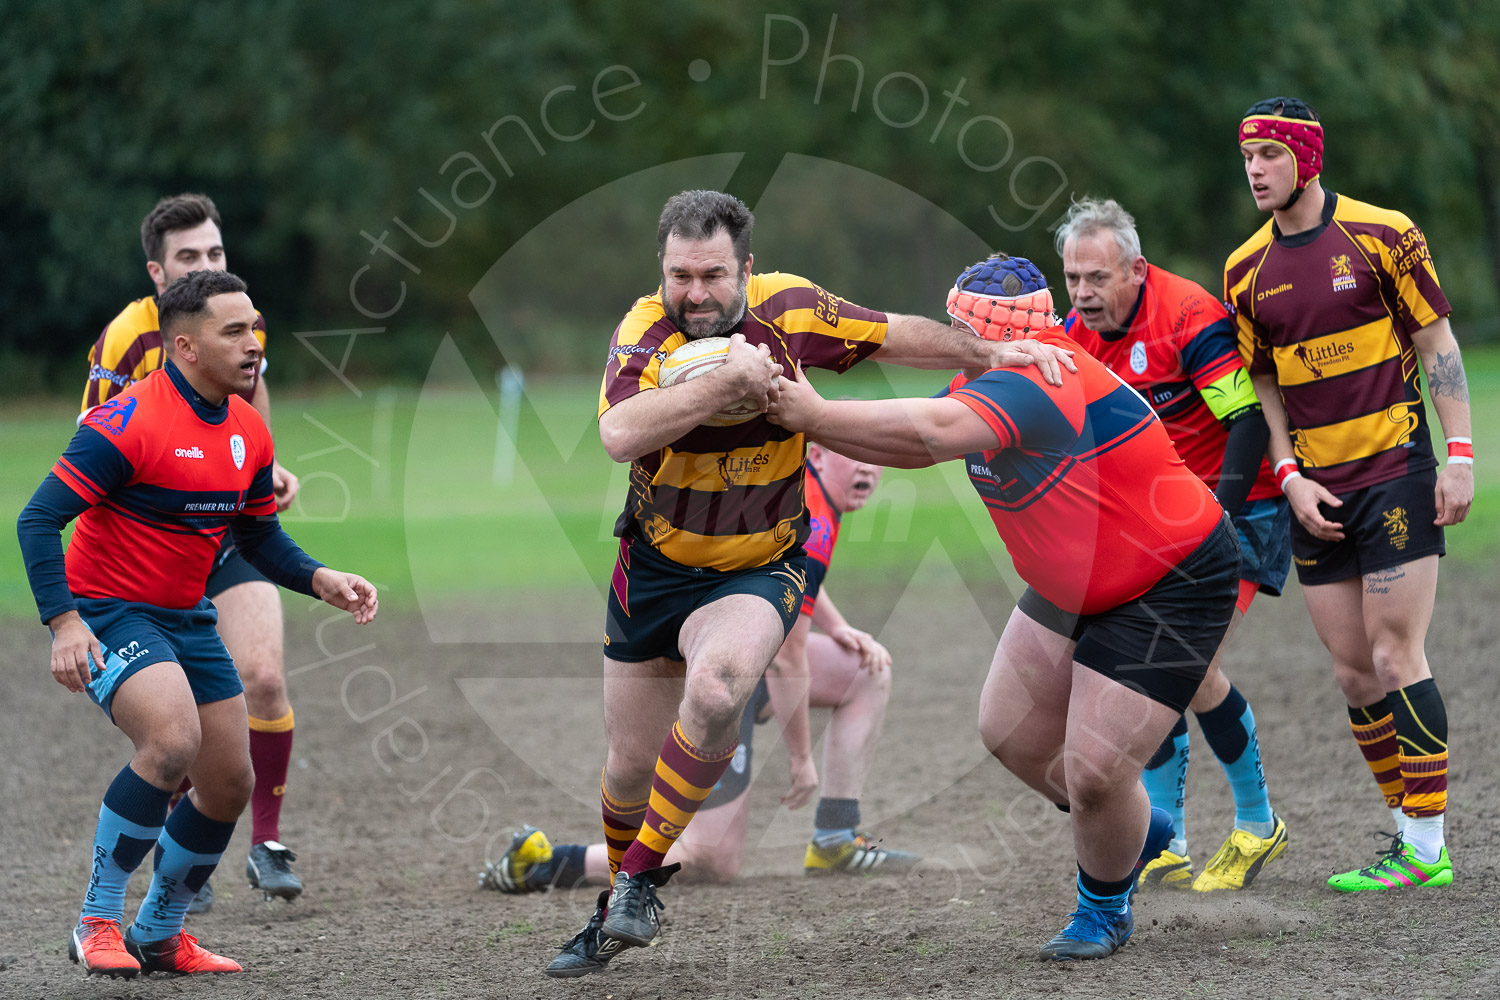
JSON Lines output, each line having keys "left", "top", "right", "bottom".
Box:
{"left": 2, "top": 565, "right": 1497, "bottom": 999}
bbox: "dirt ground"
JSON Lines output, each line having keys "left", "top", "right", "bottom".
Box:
{"left": 2, "top": 564, "right": 1498, "bottom": 1000}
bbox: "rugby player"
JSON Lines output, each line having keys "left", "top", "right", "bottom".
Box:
{"left": 1228, "top": 97, "right": 1471, "bottom": 891}
{"left": 1056, "top": 197, "right": 1288, "bottom": 892}
{"left": 486, "top": 446, "right": 915, "bottom": 907}
{"left": 546, "top": 189, "right": 1074, "bottom": 977}
{"left": 17, "top": 270, "right": 377, "bottom": 977}
{"left": 768, "top": 254, "right": 1239, "bottom": 961}
{"left": 82, "top": 193, "right": 305, "bottom": 911}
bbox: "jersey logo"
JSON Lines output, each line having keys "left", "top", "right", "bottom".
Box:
{"left": 1130, "top": 342, "right": 1149, "bottom": 374}
{"left": 812, "top": 285, "right": 840, "bottom": 327}
{"left": 88, "top": 396, "right": 138, "bottom": 437}
{"left": 174, "top": 446, "right": 205, "bottom": 459}
{"left": 1330, "top": 254, "right": 1357, "bottom": 292}
{"left": 230, "top": 434, "right": 246, "bottom": 470}
{"left": 1293, "top": 343, "right": 1324, "bottom": 379}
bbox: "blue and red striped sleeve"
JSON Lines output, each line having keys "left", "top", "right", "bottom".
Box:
{"left": 949, "top": 370, "right": 1057, "bottom": 450}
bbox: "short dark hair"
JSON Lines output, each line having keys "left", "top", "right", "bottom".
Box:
{"left": 141, "top": 193, "right": 222, "bottom": 263}
{"left": 1243, "top": 96, "right": 1319, "bottom": 122}
{"left": 656, "top": 190, "right": 753, "bottom": 266}
{"left": 158, "top": 270, "right": 248, "bottom": 338}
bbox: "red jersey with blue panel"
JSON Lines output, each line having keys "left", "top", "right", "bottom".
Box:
{"left": 800, "top": 464, "right": 841, "bottom": 616}
{"left": 943, "top": 328, "right": 1224, "bottom": 615}
{"left": 1062, "top": 265, "right": 1278, "bottom": 503}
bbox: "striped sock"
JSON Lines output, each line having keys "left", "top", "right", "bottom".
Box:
{"left": 80, "top": 766, "right": 171, "bottom": 923}
{"left": 1391, "top": 679, "right": 1449, "bottom": 863}
{"left": 1141, "top": 716, "right": 1189, "bottom": 855}
{"left": 248, "top": 709, "right": 294, "bottom": 845}
{"left": 1195, "top": 685, "right": 1274, "bottom": 834}
{"left": 1348, "top": 699, "right": 1405, "bottom": 815}
{"left": 1077, "top": 868, "right": 1133, "bottom": 915}
{"left": 619, "top": 722, "right": 736, "bottom": 877}
{"left": 131, "top": 798, "right": 236, "bottom": 942}
{"left": 601, "top": 780, "right": 648, "bottom": 878}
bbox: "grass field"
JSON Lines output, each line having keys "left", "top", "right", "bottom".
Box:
{"left": 5, "top": 347, "right": 1499, "bottom": 618}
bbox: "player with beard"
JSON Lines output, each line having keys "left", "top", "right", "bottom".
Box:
{"left": 545, "top": 189, "right": 1074, "bottom": 977}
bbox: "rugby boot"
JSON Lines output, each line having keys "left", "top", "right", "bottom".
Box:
{"left": 185, "top": 879, "right": 214, "bottom": 915}
{"left": 599, "top": 862, "right": 680, "bottom": 947}
{"left": 479, "top": 825, "right": 555, "bottom": 894}
{"left": 1039, "top": 903, "right": 1134, "bottom": 961}
{"left": 1128, "top": 807, "right": 1176, "bottom": 899}
{"left": 69, "top": 917, "right": 140, "bottom": 979}
{"left": 1328, "top": 835, "right": 1452, "bottom": 892}
{"left": 1192, "top": 814, "right": 1288, "bottom": 891}
{"left": 804, "top": 833, "right": 922, "bottom": 875}
{"left": 1136, "top": 849, "right": 1194, "bottom": 890}
{"left": 246, "top": 841, "right": 303, "bottom": 901}
{"left": 544, "top": 890, "right": 630, "bottom": 978}
{"left": 124, "top": 926, "right": 242, "bottom": 974}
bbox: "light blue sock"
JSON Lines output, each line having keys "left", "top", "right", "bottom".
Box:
{"left": 1140, "top": 716, "right": 1189, "bottom": 854}
{"left": 1195, "top": 685, "right": 1274, "bottom": 834}
{"left": 80, "top": 766, "right": 171, "bottom": 923}
{"left": 130, "top": 799, "right": 236, "bottom": 942}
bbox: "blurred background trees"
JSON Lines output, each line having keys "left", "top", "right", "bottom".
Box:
{"left": 3, "top": 0, "right": 1496, "bottom": 389}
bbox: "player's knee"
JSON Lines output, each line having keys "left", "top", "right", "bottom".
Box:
{"left": 683, "top": 671, "right": 742, "bottom": 729}
{"left": 1369, "top": 636, "right": 1423, "bottom": 688}
{"left": 141, "top": 727, "right": 202, "bottom": 785}
{"left": 238, "top": 657, "right": 287, "bottom": 708}
{"left": 1064, "top": 769, "right": 1115, "bottom": 813}
{"left": 1330, "top": 657, "right": 1383, "bottom": 703}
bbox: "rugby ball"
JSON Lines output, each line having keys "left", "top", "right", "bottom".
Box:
{"left": 658, "top": 336, "right": 763, "bottom": 427}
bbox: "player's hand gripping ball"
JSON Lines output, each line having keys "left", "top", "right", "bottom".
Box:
{"left": 658, "top": 336, "right": 773, "bottom": 427}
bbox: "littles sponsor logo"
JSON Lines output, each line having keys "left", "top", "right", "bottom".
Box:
{"left": 1330, "top": 254, "right": 1357, "bottom": 292}
{"left": 1293, "top": 339, "right": 1355, "bottom": 379}
{"left": 174, "top": 446, "right": 205, "bottom": 459}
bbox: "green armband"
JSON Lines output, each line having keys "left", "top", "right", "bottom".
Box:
{"left": 1200, "top": 368, "right": 1260, "bottom": 426}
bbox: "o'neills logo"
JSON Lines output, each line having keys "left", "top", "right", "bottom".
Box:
{"left": 1256, "top": 282, "right": 1292, "bottom": 301}
{"left": 174, "top": 446, "right": 204, "bottom": 459}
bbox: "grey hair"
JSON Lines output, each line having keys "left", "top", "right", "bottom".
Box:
{"left": 1054, "top": 197, "right": 1141, "bottom": 270}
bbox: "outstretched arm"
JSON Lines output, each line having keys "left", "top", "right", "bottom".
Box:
{"left": 874, "top": 314, "right": 1075, "bottom": 385}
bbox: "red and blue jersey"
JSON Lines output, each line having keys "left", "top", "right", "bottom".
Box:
{"left": 943, "top": 328, "right": 1224, "bottom": 615}
{"left": 800, "top": 464, "right": 841, "bottom": 616}
{"left": 1062, "top": 266, "right": 1278, "bottom": 503}
{"left": 48, "top": 364, "right": 277, "bottom": 610}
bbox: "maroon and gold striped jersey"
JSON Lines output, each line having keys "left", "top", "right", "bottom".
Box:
{"left": 599, "top": 273, "right": 886, "bottom": 571}
{"left": 1226, "top": 192, "right": 1450, "bottom": 493}
{"left": 82, "top": 296, "right": 267, "bottom": 414}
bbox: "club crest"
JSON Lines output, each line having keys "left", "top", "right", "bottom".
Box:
{"left": 1130, "top": 342, "right": 1149, "bottom": 375}
{"left": 230, "top": 434, "right": 246, "bottom": 470}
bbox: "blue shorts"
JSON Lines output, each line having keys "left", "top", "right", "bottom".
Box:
{"left": 75, "top": 597, "right": 243, "bottom": 722}
{"left": 1232, "top": 496, "right": 1293, "bottom": 597}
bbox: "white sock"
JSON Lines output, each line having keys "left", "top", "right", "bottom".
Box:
{"left": 1390, "top": 806, "right": 1407, "bottom": 834}
{"left": 1402, "top": 815, "right": 1445, "bottom": 864}
{"left": 1167, "top": 837, "right": 1188, "bottom": 858}
{"left": 1235, "top": 818, "right": 1276, "bottom": 839}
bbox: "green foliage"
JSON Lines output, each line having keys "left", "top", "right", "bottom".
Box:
{"left": 1, "top": 1, "right": 1498, "bottom": 388}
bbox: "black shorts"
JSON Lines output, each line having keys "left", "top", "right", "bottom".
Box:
{"left": 701, "top": 678, "right": 770, "bottom": 810}
{"left": 1291, "top": 469, "right": 1446, "bottom": 585}
{"left": 205, "top": 537, "right": 271, "bottom": 599}
{"left": 603, "top": 536, "right": 807, "bottom": 663}
{"left": 1019, "top": 516, "right": 1240, "bottom": 713}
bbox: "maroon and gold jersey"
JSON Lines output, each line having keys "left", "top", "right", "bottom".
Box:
{"left": 82, "top": 296, "right": 267, "bottom": 413}
{"left": 1226, "top": 192, "right": 1450, "bottom": 493}
{"left": 1063, "top": 265, "right": 1278, "bottom": 503}
{"left": 599, "top": 273, "right": 886, "bottom": 571}
{"left": 944, "top": 328, "right": 1224, "bottom": 615}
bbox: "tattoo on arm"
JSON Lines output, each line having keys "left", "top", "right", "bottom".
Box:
{"left": 1364, "top": 567, "right": 1406, "bottom": 595}
{"left": 1426, "top": 349, "right": 1470, "bottom": 403}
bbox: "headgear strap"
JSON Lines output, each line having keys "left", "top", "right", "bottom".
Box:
{"left": 946, "top": 255, "right": 1057, "bottom": 343}
{"left": 1239, "top": 99, "right": 1323, "bottom": 210}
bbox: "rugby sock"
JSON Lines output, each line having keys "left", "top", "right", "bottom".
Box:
{"left": 1141, "top": 717, "right": 1189, "bottom": 856}
{"left": 1077, "top": 868, "right": 1134, "bottom": 915}
{"left": 1195, "top": 685, "right": 1275, "bottom": 836}
{"left": 812, "top": 797, "right": 861, "bottom": 848}
{"left": 80, "top": 765, "right": 171, "bottom": 923}
{"left": 130, "top": 799, "right": 235, "bottom": 942}
{"left": 1348, "top": 698, "right": 1406, "bottom": 827}
{"left": 248, "top": 709, "right": 295, "bottom": 845}
{"left": 619, "top": 721, "right": 736, "bottom": 877}
{"left": 1390, "top": 679, "right": 1449, "bottom": 863}
{"left": 601, "top": 780, "right": 649, "bottom": 878}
